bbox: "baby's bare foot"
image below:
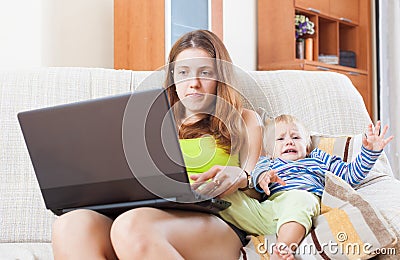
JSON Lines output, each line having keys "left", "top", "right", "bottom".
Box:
{"left": 271, "top": 243, "right": 295, "bottom": 260}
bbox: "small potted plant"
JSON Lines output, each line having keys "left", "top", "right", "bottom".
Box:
{"left": 295, "top": 14, "right": 315, "bottom": 59}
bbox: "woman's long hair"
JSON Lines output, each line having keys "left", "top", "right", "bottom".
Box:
{"left": 165, "top": 30, "right": 244, "bottom": 154}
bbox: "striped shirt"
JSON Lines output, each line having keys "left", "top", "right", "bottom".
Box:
{"left": 251, "top": 146, "right": 382, "bottom": 198}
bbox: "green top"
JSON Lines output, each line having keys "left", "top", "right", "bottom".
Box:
{"left": 179, "top": 136, "right": 240, "bottom": 182}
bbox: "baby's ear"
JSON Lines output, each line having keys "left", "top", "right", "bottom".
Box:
{"left": 306, "top": 136, "right": 313, "bottom": 154}
{"left": 265, "top": 151, "right": 273, "bottom": 159}
{"left": 262, "top": 136, "right": 275, "bottom": 159}
{"left": 306, "top": 144, "right": 312, "bottom": 154}
{"left": 264, "top": 146, "right": 275, "bottom": 159}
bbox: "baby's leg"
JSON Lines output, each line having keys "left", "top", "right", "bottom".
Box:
{"left": 271, "top": 190, "right": 320, "bottom": 259}
{"left": 271, "top": 222, "right": 304, "bottom": 260}
{"left": 219, "top": 190, "right": 277, "bottom": 235}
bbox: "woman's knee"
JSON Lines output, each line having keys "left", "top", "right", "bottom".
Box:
{"left": 52, "top": 209, "right": 107, "bottom": 238}
{"left": 52, "top": 210, "right": 117, "bottom": 259}
{"left": 110, "top": 208, "right": 160, "bottom": 255}
{"left": 111, "top": 207, "right": 156, "bottom": 235}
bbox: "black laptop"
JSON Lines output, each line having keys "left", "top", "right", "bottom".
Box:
{"left": 17, "top": 88, "right": 231, "bottom": 217}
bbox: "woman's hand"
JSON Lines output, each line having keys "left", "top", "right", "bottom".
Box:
{"left": 257, "top": 169, "right": 286, "bottom": 195}
{"left": 190, "top": 165, "right": 246, "bottom": 197}
{"left": 362, "top": 121, "right": 394, "bottom": 151}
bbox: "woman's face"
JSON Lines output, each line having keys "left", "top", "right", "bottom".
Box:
{"left": 173, "top": 48, "right": 218, "bottom": 119}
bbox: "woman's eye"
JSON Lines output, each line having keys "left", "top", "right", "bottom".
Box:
{"left": 178, "top": 70, "right": 187, "bottom": 75}
{"left": 201, "top": 70, "right": 213, "bottom": 77}
{"left": 293, "top": 136, "right": 301, "bottom": 139}
{"left": 277, "top": 137, "right": 284, "bottom": 141}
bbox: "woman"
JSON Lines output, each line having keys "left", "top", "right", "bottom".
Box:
{"left": 52, "top": 30, "right": 263, "bottom": 259}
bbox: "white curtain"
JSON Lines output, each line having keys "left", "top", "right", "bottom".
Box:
{"left": 379, "top": 0, "right": 400, "bottom": 179}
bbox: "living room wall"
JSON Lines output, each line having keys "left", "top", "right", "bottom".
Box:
{"left": 0, "top": 0, "right": 114, "bottom": 68}
{"left": 0, "top": 0, "right": 256, "bottom": 70}
{"left": 0, "top": 1, "right": 42, "bottom": 68}
{"left": 41, "top": 0, "right": 114, "bottom": 68}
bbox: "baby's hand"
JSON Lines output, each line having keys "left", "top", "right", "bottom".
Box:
{"left": 258, "top": 169, "right": 286, "bottom": 195}
{"left": 362, "top": 121, "right": 394, "bottom": 151}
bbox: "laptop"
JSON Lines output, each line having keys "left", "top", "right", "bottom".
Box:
{"left": 17, "top": 88, "right": 231, "bottom": 217}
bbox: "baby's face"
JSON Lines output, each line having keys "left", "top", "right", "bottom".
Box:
{"left": 269, "top": 122, "right": 308, "bottom": 161}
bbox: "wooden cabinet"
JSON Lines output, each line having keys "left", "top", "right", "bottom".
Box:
{"left": 114, "top": 0, "right": 223, "bottom": 71}
{"left": 345, "top": 71, "right": 368, "bottom": 106}
{"left": 330, "top": 0, "right": 359, "bottom": 24}
{"left": 258, "top": 0, "right": 372, "bottom": 118}
{"left": 114, "top": 0, "right": 165, "bottom": 71}
{"left": 295, "top": 0, "right": 359, "bottom": 23}
{"left": 295, "top": 0, "right": 330, "bottom": 16}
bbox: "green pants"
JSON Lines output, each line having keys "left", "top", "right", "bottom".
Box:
{"left": 219, "top": 190, "right": 320, "bottom": 236}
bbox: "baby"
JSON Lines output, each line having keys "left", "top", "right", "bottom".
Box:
{"left": 220, "top": 114, "right": 393, "bottom": 260}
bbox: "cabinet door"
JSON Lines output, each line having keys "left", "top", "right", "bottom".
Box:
{"left": 303, "top": 64, "right": 331, "bottom": 71}
{"left": 345, "top": 72, "right": 369, "bottom": 113}
{"left": 295, "top": 0, "right": 330, "bottom": 15}
{"left": 337, "top": 70, "right": 370, "bottom": 115}
{"left": 330, "top": 0, "right": 359, "bottom": 24}
{"left": 114, "top": 0, "right": 165, "bottom": 70}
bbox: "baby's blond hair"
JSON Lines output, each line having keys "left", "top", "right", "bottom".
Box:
{"left": 262, "top": 114, "right": 312, "bottom": 158}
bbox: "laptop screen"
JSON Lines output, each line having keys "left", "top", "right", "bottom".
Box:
{"left": 18, "top": 89, "right": 189, "bottom": 190}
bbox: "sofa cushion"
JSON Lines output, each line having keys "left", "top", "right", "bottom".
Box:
{"left": 296, "top": 172, "right": 397, "bottom": 259}
{"left": 243, "top": 172, "right": 397, "bottom": 259}
{"left": 377, "top": 210, "right": 400, "bottom": 259}
{"left": 0, "top": 243, "right": 53, "bottom": 260}
{"left": 310, "top": 133, "right": 359, "bottom": 163}
{"left": 357, "top": 180, "right": 400, "bottom": 259}
{"left": 310, "top": 132, "right": 394, "bottom": 181}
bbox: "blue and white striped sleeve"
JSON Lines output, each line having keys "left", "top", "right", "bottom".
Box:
{"left": 313, "top": 147, "right": 382, "bottom": 186}
{"left": 251, "top": 156, "right": 272, "bottom": 193}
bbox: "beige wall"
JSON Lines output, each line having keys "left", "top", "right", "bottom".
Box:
{"left": 1, "top": 1, "right": 257, "bottom": 69}
{"left": 40, "top": 0, "right": 258, "bottom": 69}
{"left": 41, "top": 0, "right": 114, "bottom": 68}
{"left": 0, "top": 1, "right": 42, "bottom": 68}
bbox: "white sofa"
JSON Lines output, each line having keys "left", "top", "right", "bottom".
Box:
{"left": 1, "top": 67, "right": 399, "bottom": 259}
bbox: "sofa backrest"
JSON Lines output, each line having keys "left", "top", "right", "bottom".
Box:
{"left": 0, "top": 67, "right": 390, "bottom": 244}
{"left": 131, "top": 69, "right": 372, "bottom": 135}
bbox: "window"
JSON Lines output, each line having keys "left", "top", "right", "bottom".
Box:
{"left": 165, "top": 0, "right": 210, "bottom": 56}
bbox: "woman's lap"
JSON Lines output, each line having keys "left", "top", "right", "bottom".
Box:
{"left": 54, "top": 207, "right": 243, "bottom": 259}
{"left": 112, "top": 207, "right": 243, "bottom": 259}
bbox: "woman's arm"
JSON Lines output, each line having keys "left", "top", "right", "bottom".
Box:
{"left": 190, "top": 109, "right": 263, "bottom": 197}
{"left": 239, "top": 109, "right": 263, "bottom": 174}
{"left": 234, "top": 109, "right": 264, "bottom": 199}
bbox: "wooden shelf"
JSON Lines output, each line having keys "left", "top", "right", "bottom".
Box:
{"left": 257, "top": 0, "right": 372, "bottom": 118}
{"left": 260, "top": 60, "right": 367, "bottom": 74}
